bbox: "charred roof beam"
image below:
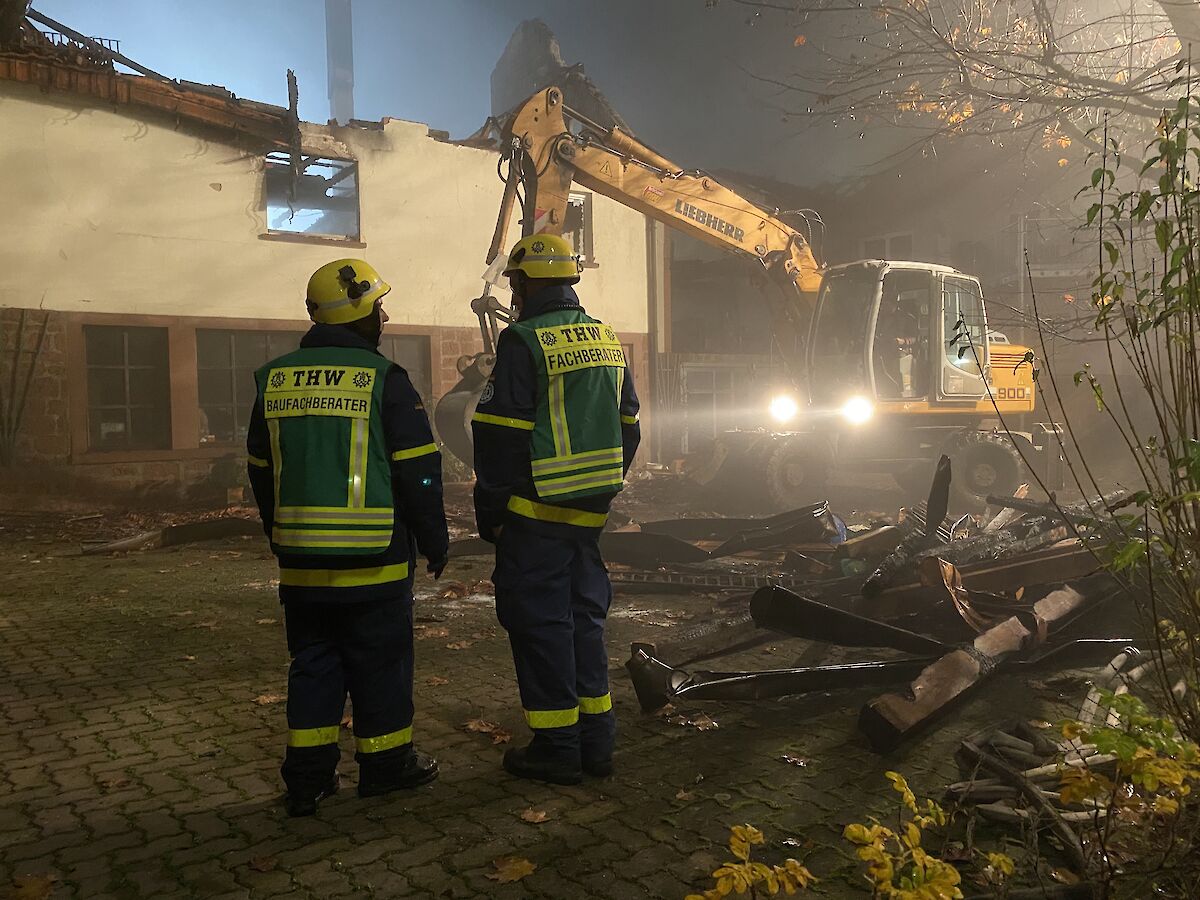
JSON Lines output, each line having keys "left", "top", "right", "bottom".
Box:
{"left": 26, "top": 7, "right": 168, "bottom": 80}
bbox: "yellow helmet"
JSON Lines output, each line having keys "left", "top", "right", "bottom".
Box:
{"left": 502, "top": 234, "right": 581, "bottom": 283}
{"left": 306, "top": 259, "right": 391, "bottom": 325}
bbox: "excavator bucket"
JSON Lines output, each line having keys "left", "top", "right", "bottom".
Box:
{"left": 433, "top": 358, "right": 490, "bottom": 468}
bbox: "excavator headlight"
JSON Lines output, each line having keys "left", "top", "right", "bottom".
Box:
{"left": 768, "top": 394, "right": 799, "bottom": 424}
{"left": 840, "top": 396, "right": 874, "bottom": 425}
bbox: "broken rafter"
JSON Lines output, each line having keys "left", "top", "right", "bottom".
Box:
{"left": 0, "top": 52, "right": 292, "bottom": 148}
{"left": 25, "top": 8, "right": 166, "bottom": 79}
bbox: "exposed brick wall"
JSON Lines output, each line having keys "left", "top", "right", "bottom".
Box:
{"left": 433, "top": 325, "right": 485, "bottom": 397}
{"left": 0, "top": 308, "right": 70, "bottom": 465}
{"left": 0, "top": 310, "right": 648, "bottom": 502}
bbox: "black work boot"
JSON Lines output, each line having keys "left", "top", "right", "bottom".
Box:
{"left": 358, "top": 749, "right": 439, "bottom": 797}
{"left": 503, "top": 745, "right": 583, "bottom": 785}
{"left": 582, "top": 753, "right": 613, "bottom": 778}
{"left": 284, "top": 773, "right": 339, "bottom": 818}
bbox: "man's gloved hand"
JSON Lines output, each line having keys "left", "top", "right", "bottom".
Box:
{"left": 426, "top": 555, "right": 448, "bottom": 580}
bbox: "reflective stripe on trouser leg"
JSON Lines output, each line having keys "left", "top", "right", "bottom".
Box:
{"left": 572, "top": 535, "right": 616, "bottom": 759}
{"left": 281, "top": 600, "right": 346, "bottom": 795}
{"left": 340, "top": 593, "right": 417, "bottom": 783}
{"left": 492, "top": 526, "right": 581, "bottom": 755}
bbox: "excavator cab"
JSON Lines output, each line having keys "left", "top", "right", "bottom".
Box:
{"left": 807, "top": 260, "right": 991, "bottom": 416}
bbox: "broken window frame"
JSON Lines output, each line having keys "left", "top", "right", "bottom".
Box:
{"left": 84, "top": 325, "right": 172, "bottom": 452}
{"left": 263, "top": 152, "right": 361, "bottom": 242}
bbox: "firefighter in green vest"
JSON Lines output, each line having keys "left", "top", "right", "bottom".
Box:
{"left": 247, "top": 259, "right": 448, "bottom": 816}
{"left": 471, "top": 234, "right": 641, "bottom": 784}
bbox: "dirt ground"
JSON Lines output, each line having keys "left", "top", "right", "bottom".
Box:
{"left": 0, "top": 479, "right": 1120, "bottom": 898}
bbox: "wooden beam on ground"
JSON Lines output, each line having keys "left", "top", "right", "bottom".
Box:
{"left": 857, "top": 574, "right": 1118, "bottom": 752}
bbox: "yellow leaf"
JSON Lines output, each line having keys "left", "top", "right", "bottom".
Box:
{"left": 730, "top": 835, "right": 749, "bottom": 861}
{"left": 519, "top": 808, "right": 550, "bottom": 824}
{"left": 843, "top": 823, "right": 874, "bottom": 845}
{"left": 1153, "top": 795, "right": 1180, "bottom": 815}
{"left": 486, "top": 856, "right": 536, "bottom": 884}
{"left": 8, "top": 875, "right": 59, "bottom": 900}
{"left": 903, "top": 821, "right": 922, "bottom": 849}
{"left": 793, "top": 34, "right": 807, "bottom": 46}
{"left": 1058, "top": 158, "right": 1070, "bottom": 167}
{"left": 987, "top": 851, "right": 1015, "bottom": 877}
{"left": 1057, "top": 135, "right": 1072, "bottom": 148}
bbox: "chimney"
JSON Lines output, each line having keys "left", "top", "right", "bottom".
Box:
{"left": 325, "top": 0, "right": 354, "bottom": 125}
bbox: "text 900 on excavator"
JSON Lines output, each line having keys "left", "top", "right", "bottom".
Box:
{"left": 434, "top": 86, "right": 1064, "bottom": 511}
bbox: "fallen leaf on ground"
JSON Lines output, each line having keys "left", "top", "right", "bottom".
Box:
{"left": 486, "top": 857, "right": 536, "bottom": 884}
{"left": 1049, "top": 868, "right": 1081, "bottom": 885}
{"left": 463, "top": 720, "right": 513, "bottom": 744}
{"left": 255, "top": 618, "right": 278, "bottom": 625}
{"left": 253, "top": 694, "right": 285, "bottom": 706}
{"left": 666, "top": 712, "right": 719, "bottom": 731}
{"left": 779, "top": 754, "right": 810, "bottom": 767}
{"left": 414, "top": 625, "right": 450, "bottom": 640}
{"left": 8, "top": 874, "right": 59, "bottom": 899}
{"left": 519, "top": 808, "right": 550, "bottom": 824}
{"left": 100, "top": 777, "right": 131, "bottom": 791}
{"left": 445, "top": 640, "right": 474, "bottom": 650}
{"left": 426, "top": 676, "right": 449, "bottom": 686}
{"left": 181, "top": 655, "right": 196, "bottom": 662}
{"left": 675, "top": 789, "right": 693, "bottom": 801}
{"left": 248, "top": 856, "right": 278, "bottom": 873}
{"left": 437, "top": 581, "right": 470, "bottom": 599}
{"left": 653, "top": 703, "right": 676, "bottom": 718}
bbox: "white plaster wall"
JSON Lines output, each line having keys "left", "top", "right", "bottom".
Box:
{"left": 0, "top": 81, "right": 649, "bottom": 334}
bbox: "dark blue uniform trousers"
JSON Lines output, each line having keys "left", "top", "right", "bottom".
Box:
{"left": 493, "top": 522, "right": 616, "bottom": 761}
{"left": 281, "top": 592, "right": 415, "bottom": 796}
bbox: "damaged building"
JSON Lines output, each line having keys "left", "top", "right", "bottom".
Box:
{"left": 0, "top": 17, "right": 660, "bottom": 498}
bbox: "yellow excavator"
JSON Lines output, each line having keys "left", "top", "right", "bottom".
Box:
{"left": 435, "top": 86, "right": 1063, "bottom": 509}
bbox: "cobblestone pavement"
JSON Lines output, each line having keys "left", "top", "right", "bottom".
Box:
{"left": 0, "top": 504, "right": 1088, "bottom": 899}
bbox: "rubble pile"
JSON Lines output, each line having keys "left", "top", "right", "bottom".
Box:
{"left": 608, "top": 456, "right": 1138, "bottom": 751}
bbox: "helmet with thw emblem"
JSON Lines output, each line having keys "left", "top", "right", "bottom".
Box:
{"left": 502, "top": 234, "right": 582, "bottom": 283}
{"left": 306, "top": 259, "right": 391, "bottom": 325}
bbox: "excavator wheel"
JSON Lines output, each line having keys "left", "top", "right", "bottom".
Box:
{"left": 764, "top": 436, "right": 831, "bottom": 512}
{"left": 892, "top": 462, "right": 935, "bottom": 499}
{"left": 943, "top": 430, "right": 1022, "bottom": 510}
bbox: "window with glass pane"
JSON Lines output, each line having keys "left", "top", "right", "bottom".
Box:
{"left": 380, "top": 334, "right": 433, "bottom": 401}
{"left": 196, "top": 330, "right": 300, "bottom": 444}
{"left": 85, "top": 326, "right": 171, "bottom": 451}
{"left": 942, "top": 278, "right": 988, "bottom": 371}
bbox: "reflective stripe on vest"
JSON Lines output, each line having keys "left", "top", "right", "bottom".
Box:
{"left": 278, "top": 562, "right": 410, "bottom": 588}
{"left": 256, "top": 352, "right": 395, "bottom": 556}
{"left": 507, "top": 496, "right": 608, "bottom": 528}
{"left": 508, "top": 311, "right": 627, "bottom": 502}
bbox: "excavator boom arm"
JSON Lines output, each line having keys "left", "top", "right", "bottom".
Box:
{"left": 495, "top": 87, "right": 823, "bottom": 298}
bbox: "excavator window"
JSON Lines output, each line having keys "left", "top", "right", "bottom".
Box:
{"left": 872, "top": 270, "right": 931, "bottom": 400}
{"left": 808, "top": 268, "right": 878, "bottom": 403}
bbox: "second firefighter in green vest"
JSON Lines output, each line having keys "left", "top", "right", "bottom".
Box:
{"left": 473, "top": 234, "right": 640, "bottom": 784}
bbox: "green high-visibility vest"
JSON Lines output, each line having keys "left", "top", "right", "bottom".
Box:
{"left": 508, "top": 308, "right": 627, "bottom": 502}
{"left": 254, "top": 347, "right": 394, "bottom": 556}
